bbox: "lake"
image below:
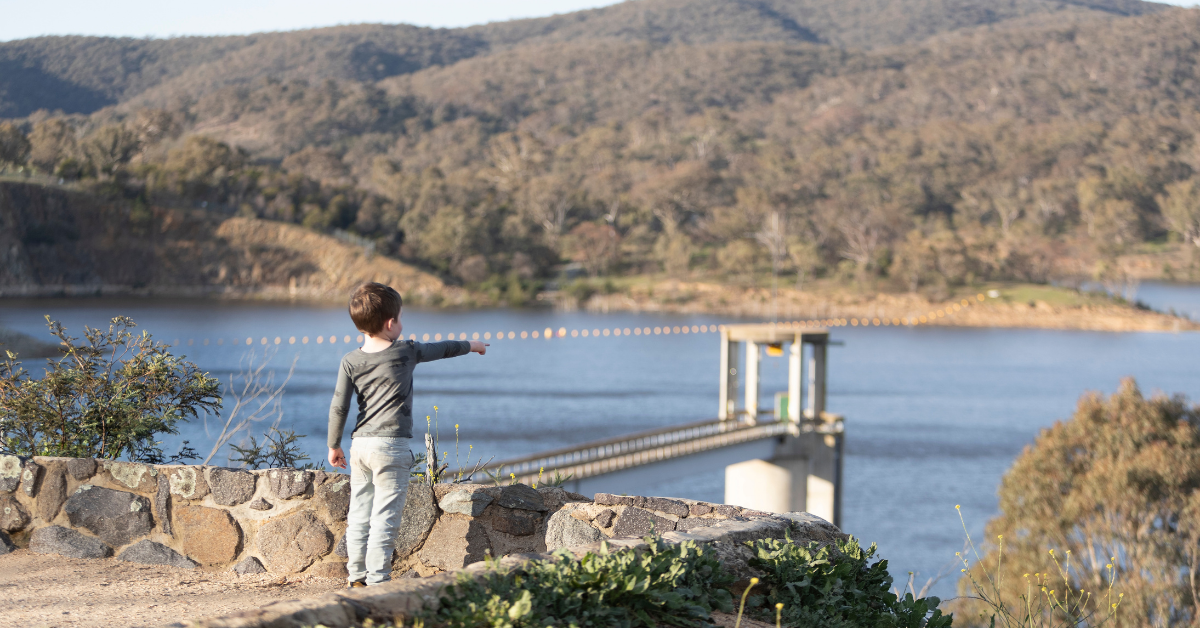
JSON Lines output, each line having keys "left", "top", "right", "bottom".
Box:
{"left": 2, "top": 282, "right": 1199, "bottom": 598}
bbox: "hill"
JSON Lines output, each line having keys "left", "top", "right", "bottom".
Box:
{"left": 0, "top": 0, "right": 1166, "bottom": 117}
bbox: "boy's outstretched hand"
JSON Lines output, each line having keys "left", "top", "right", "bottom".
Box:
{"left": 469, "top": 341, "right": 490, "bottom": 355}
{"left": 329, "top": 447, "right": 347, "bottom": 469}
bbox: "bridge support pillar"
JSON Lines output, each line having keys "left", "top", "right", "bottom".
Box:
{"left": 723, "top": 424, "right": 843, "bottom": 526}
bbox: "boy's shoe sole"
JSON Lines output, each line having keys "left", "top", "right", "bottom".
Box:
{"left": 347, "top": 581, "right": 366, "bottom": 589}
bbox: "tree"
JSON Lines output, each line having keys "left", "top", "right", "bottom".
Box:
{"left": 81, "top": 125, "right": 140, "bottom": 176}
{"left": 567, "top": 222, "right": 621, "bottom": 276}
{"left": 0, "top": 122, "right": 30, "bottom": 170}
{"left": 1159, "top": 179, "right": 1200, "bottom": 247}
{"left": 961, "top": 379, "right": 1200, "bottom": 628}
{"left": 0, "top": 317, "right": 220, "bottom": 463}
{"left": 28, "top": 119, "right": 77, "bottom": 173}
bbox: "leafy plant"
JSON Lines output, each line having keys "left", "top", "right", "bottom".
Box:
{"left": 424, "top": 536, "right": 734, "bottom": 628}
{"left": 0, "top": 316, "right": 220, "bottom": 463}
{"left": 746, "top": 535, "right": 952, "bottom": 628}
{"left": 229, "top": 426, "right": 316, "bottom": 469}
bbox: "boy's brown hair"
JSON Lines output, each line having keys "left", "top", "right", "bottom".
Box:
{"left": 349, "top": 283, "right": 402, "bottom": 335}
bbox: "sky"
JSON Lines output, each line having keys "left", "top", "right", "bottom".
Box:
{"left": 0, "top": 0, "right": 1196, "bottom": 42}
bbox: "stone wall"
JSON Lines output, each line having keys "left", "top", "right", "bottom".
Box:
{"left": 0, "top": 454, "right": 842, "bottom": 584}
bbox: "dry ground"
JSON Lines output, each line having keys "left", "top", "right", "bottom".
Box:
{"left": 0, "top": 549, "right": 344, "bottom": 628}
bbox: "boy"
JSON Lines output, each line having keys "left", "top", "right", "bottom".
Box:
{"left": 328, "top": 282, "right": 487, "bottom": 587}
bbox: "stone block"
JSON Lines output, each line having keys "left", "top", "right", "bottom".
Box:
{"left": 593, "top": 509, "right": 616, "bottom": 528}
{"left": 0, "top": 455, "right": 23, "bottom": 493}
{"left": 234, "top": 556, "right": 268, "bottom": 575}
{"left": 776, "top": 512, "right": 847, "bottom": 545}
{"left": 309, "top": 561, "right": 349, "bottom": 579}
{"left": 438, "top": 488, "right": 493, "bottom": 517}
{"left": 0, "top": 530, "right": 14, "bottom": 554}
{"left": 689, "top": 503, "right": 713, "bottom": 517}
{"left": 316, "top": 475, "right": 351, "bottom": 521}
{"left": 677, "top": 517, "right": 719, "bottom": 532}
{"left": 636, "top": 497, "right": 689, "bottom": 517}
{"left": 258, "top": 510, "right": 333, "bottom": 573}
{"left": 36, "top": 463, "right": 68, "bottom": 522}
{"left": 713, "top": 504, "right": 741, "bottom": 517}
{"left": 20, "top": 459, "right": 43, "bottom": 497}
{"left": 67, "top": 457, "right": 97, "bottom": 481}
{"left": 155, "top": 475, "right": 172, "bottom": 535}
{"left": 482, "top": 505, "right": 542, "bottom": 537}
{"left": 175, "top": 505, "right": 242, "bottom": 566}
{"left": 167, "top": 466, "right": 210, "bottom": 500}
{"left": 545, "top": 509, "right": 604, "bottom": 551}
{"left": 30, "top": 525, "right": 112, "bottom": 559}
{"left": 612, "top": 507, "right": 676, "bottom": 538}
{"left": 484, "top": 526, "right": 545, "bottom": 557}
{"left": 64, "top": 485, "right": 154, "bottom": 547}
{"left": 208, "top": 467, "right": 257, "bottom": 506}
{"left": 418, "top": 516, "right": 491, "bottom": 570}
{"left": 334, "top": 533, "right": 348, "bottom": 558}
{"left": 249, "top": 497, "right": 273, "bottom": 511}
{"left": 496, "top": 483, "right": 546, "bottom": 512}
{"left": 100, "top": 460, "right": 158, "bottom": 493}
{"left": 594, "top": 493, "right": 634, "bottom": 506}
{"left": 268, "top": 468, "right": 313, "bottom": 500}
{"left": 118, "top": 540, "right": 198, "bottom": 569}
{"left": 394, "top": 480, "right": 436, "bottom": 560}
{"left": 0, "top": 495, "right": 30, "bottom": 532}
{"left": 536, "top": 487, "right": 586, "bottom": 511}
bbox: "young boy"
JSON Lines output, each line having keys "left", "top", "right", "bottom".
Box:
{"left": 328, "top": 282, "right": 487, "bottom": 587}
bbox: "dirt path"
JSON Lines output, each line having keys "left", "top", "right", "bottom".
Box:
{"left": 0, "top": 549, "right": 344, "bottom": 628}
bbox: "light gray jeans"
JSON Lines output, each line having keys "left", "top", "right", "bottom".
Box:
{"left": 347, "top": 436, "right": 415, "bottom": 585}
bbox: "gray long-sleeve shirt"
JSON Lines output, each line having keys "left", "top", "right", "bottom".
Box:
{"left": 327, "top": 339, "right": 471, "bottom": 448}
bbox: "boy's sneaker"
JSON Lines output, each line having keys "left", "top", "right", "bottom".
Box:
{"left": 347, "top": 580, "right": 366, "bottom": 589}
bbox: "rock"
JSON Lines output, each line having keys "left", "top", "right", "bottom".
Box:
{"left": 167, "top": 467, "right": 210, "bottom": 500}
{"left": 689, "top": 503, "right": 713, "bottom": 517}
{"left": 593, "top": 509, "right": 616, "bottom": 528}
{"left": 64, "top": 485, "right": 153, "bottom": 547}
{"left": 483, "top": 505, "right": 542, "bottom": 537}
{"left": 0, "top": 455, "right": 23, "bottom": 493}
{"left": 536, "top": 487, "right": 584, "bottom": 511}
{"left": 0, "top": 530, "right": 14, "bottom": 554}
{"left": 36, "top": 463, "right": 68, "bottom": 521}
{"left": 594, "top": 493, "right": 635, "bottom": 506}
{"left": 316, "top": 475, "right": 351, "bottom": 521}
{"left": 0, "top": 495, "right": 30, "bottom": 532}
{"left": 20, "top": 459, "right": 43, "bottom": 497}
{"left": 267, "top": 468, "right": 313, "bottom": 500}
{"left": 117, "top": 540, "right": 198, "bottom": 569}
{"left": 29, "top": 525, "right": 112, "bottom": 559}
{"left": 257, "top": 510, "right": 333, "bottom": 573}
{"left": 418, "top": 517, "right": 491, "bottom": 570}
{"left": 67, "top": 457, "right": 97, "bottom": 481}
{"left": 234, "top": 556, "right": 267, "bottom": 575}
{"left": 394, "top": 480, "right": 436, "bottom": 560}
{"left": 248, "top": 497, "right": 273, "bottom": 511}
{"left": 677, "top": 518, "right": 719, "bottom": 532}
{"left": 496, "top": 483, "right": 546, "bottom": 512}
{"left": 713, "top": 504, "right": 741, "bottom": 518}
{"left": 612, "top": 507, "right": 676, "bottom": 538}
{"left": 208, "top": 468, "right": 256, "bottom": 506}
{"left": 155, "top": 475, "right": 172, "bottom": 535}
{"left": 308, "top": 561, "right": 349, "bottom": 579}
{"left": 334, "top": 533, "right": 348, "bottom": 558}
{"left": 636, "top": 497, "right": 689, "bottom": 518}
{"left": 545, "top": 509, "right": 605, "bottom": 550}
{"left": 438, "top": 489, "right": 493, "bottom": 517}
{"left": 175, "top": 505, "right": 242, "bottom": 565}
{"left": 99, "top": 461, "right": 158, "bottom": 493}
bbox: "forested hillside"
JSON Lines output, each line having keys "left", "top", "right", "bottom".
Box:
{"left": 0, "top": 0, "right": 1196, "bottom": 304}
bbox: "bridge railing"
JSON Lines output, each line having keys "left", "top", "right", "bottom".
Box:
{"left": 455, "top": 414, "right": 841, "bottom": 485}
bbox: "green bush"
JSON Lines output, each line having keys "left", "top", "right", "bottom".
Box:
{"left": 0, "top": 316, "right": 220, "bottom": 463}
{"left": 424, "top": 536, "right": 734, "bottom": 628}
{"left": 746, "top": 536, "right": 953, "bottom": 628}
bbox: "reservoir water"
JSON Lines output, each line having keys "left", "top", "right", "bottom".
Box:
{"left": 2, "top": 282, "right": 1199, "bottom": 598}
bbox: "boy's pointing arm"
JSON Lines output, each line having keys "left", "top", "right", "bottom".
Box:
{"left": 415, "top": 340, "right": 488, "bottom": 362}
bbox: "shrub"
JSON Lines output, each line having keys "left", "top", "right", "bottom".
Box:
{"left": 0, "top": 316, "right": 220, "bottom": 463}
{"left": 424, "top": 536, "right": 734, "bottom": 628}
{"left": 746, "top": 536, "right": 953, "bottom": 628}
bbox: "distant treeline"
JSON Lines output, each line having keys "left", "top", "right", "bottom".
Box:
{"left": 0, "top": 2, "right": 1197, "bottom": 298}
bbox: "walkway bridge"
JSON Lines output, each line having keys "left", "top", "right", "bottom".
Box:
{"left": 458, "top": 325, "right": 846, "bottom": 526}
